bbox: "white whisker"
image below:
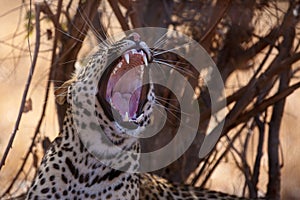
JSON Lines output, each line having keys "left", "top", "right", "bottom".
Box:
{"left": 55, "top": 28, "right": 84, "bottom": 43}
{"left": 153, "top": 32, "right": 169, "bottom": 50}
{"left": 152, "top": 62, "right": 167, "bottom": 79}
{"left": 154, "top": 100, "right": 191, "bottom": 117}
{"left": 153, "top": 40, "right": 192, "bottom": 56}
{"left": 154, "top": 102, "right": 182, "bottom": 123}
{"left": 76, "top": 7, "right": 112, "bottom": 47}
{"left": 153, "top": 60, "right": 196, "bottom": 78}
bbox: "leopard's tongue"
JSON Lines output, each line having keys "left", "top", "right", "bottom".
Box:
{"left": 111, "top": 68, "right": 142, "bottom": 119}
{"left": 106, "top": 54, "right": 144, "bottom": 121}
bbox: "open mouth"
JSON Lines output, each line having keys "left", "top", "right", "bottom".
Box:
{"left": 97, "top": 48, "right": 150, "bottom": 125}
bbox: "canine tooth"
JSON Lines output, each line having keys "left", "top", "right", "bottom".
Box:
{"left": 140, "top": 66, "right": 144, "bottom": 78}
{"left": 143, "top": 55, "right": 148, "bottom": 66}
{"left": 136, "top": 114, "right": 144, "bottom": 123}
{"left": 109, "top": 99, "right": 115, "bottom": 107}
{"left": 124, "top": 112, "right": 129, "bottom": 121}
{"left": 124, "top": 53, "right": 130, "bottom": 64}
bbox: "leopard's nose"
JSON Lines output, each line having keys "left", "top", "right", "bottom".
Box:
{"left": 128, "top": 32, "right": 141, "bottom": 42}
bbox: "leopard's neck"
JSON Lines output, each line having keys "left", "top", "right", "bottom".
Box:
{"left": 56, "top": 107, "right": 142, "bottom": 198}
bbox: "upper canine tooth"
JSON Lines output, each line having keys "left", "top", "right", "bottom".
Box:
{"left": 143, "top": 55, "right": 148, "bottom": 66}
{"left": 124, "top": 53, "right": 130, "bottom": 64}
{"left": 140, "top": 66, "right": 144, "bottom": 79}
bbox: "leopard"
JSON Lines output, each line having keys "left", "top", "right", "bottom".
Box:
{"left": 26, "top": 32, "right": 257, "bottom": 200}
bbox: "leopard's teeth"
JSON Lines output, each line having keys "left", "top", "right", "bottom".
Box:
{"left": 135, "top": 113, "right": 144, "bottom": 123}
{"left": 109, "top": 99, "right": 115, "bottom": 109}
{"left": 124, "top": 112, "right": 129, "bottom": 122}
{"left": 140, "top": 65, "right": 144, "bottom": 79}
{"left": 143, "top": 55, "right": 148, "bottom": 66}
{"left": 129, "top": 113, "right": 144, "bottom": 123}
{"left": 113, "top": 62, "right": 122, "bottom": 74}
{"left": 124, "top": 53, "right": 130, "bottom": 64}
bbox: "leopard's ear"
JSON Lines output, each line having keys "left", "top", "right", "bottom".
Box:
{"left": 54, "top": 78, "right": 76, "bottom": 105}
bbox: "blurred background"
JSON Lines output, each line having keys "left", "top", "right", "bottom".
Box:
{"left": 0, "top": 0, "right": 300, "bottom": 199}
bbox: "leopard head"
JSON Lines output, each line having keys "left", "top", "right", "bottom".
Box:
{"left": 54, "top": 33, "right": 154, "bottom": 170}
{"left": 97, "top": 33, "right": 154, "bottom": 133}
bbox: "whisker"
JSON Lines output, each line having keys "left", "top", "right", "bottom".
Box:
{"left": 76, "top": 7, "right": 112, "bottom": 47}
{"left": 62, "top": 6, "right": 95, "bottom": 44}
{"left": 50, "top": 80, "right": 67, "bottom": 83}
{"left": 154, "top": 102, "right": 198, "bottom": 131}
{"left": 55, "top": 28, "right": 84, "bottom": 43}
{"left": 153, "top": 32, "right": 169, "bottom": 50}
{"left": 152, "top": 62, "right": 168, "bottom": 79}
{"left": 153, "top": 40, "right": 192, "bottom": 56}
{"left": 155, "top": 59, "right": 195, "bottom": 77}
{"left": 153, "top": 60, "right": 196, "bottom": 79}
{"left": 54, "top": 4, "right": 111, "bottom": 47}
{"left": 154, "top": 58, "right": 190, "bottom": 66}
{"left": 155, "top": 100, "right": 182, "bottom": 115}
{"left": 155, "top": 95, "right": 178, "bottom": 103}
{"left": 154, "top": 58, "right": 195, "bottom": 75}
{"left": 154, "top": 102, "right": 183, "bottom": 123}
{"left": 154, "top": 100, "right": 192, "bottom": 117}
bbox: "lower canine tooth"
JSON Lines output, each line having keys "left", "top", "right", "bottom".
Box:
{"left": 136, "top": 114, "right": 144, "bottom": 123}
{"left": 124, "top": 112, "right": 129, "bottom": 121}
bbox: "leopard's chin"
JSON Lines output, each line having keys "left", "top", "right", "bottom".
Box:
{"left": 97, "top": 48, "right": 150, "bottom": 127}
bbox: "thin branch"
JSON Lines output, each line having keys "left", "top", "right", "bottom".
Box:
{"left": 0, "top": 3, "right": 41, "bottom": 171}
{"left": 107, "top": 0, "right": 130, "bottom": 31}
{"left": 1, "top": 59, "right": 52, "bottom": 196}
{"left": 1, "top": 1, "right": 63, "bottom": 196}
{"left": 40, "top": 1, "right": 63, "bottom": 38}
{"left": 252, "top": 115, "right": 265, "bottom": 190}
{"left": 267, "top": 6, "right": 295, "bottom": 197}
{"left": 241, "top": 126, "right": 256, "bottom": 197}
{"left": 200, "top": 0, "right": 232, "bottom": 46}
{"left": 198, "top": 49, "right": 300, "bottom": 130}
{"left": 195, "top": 123, "right": 248, "bottom": 187}
{"left": 228, "top": 80, "right": 300, "bottom": 131}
